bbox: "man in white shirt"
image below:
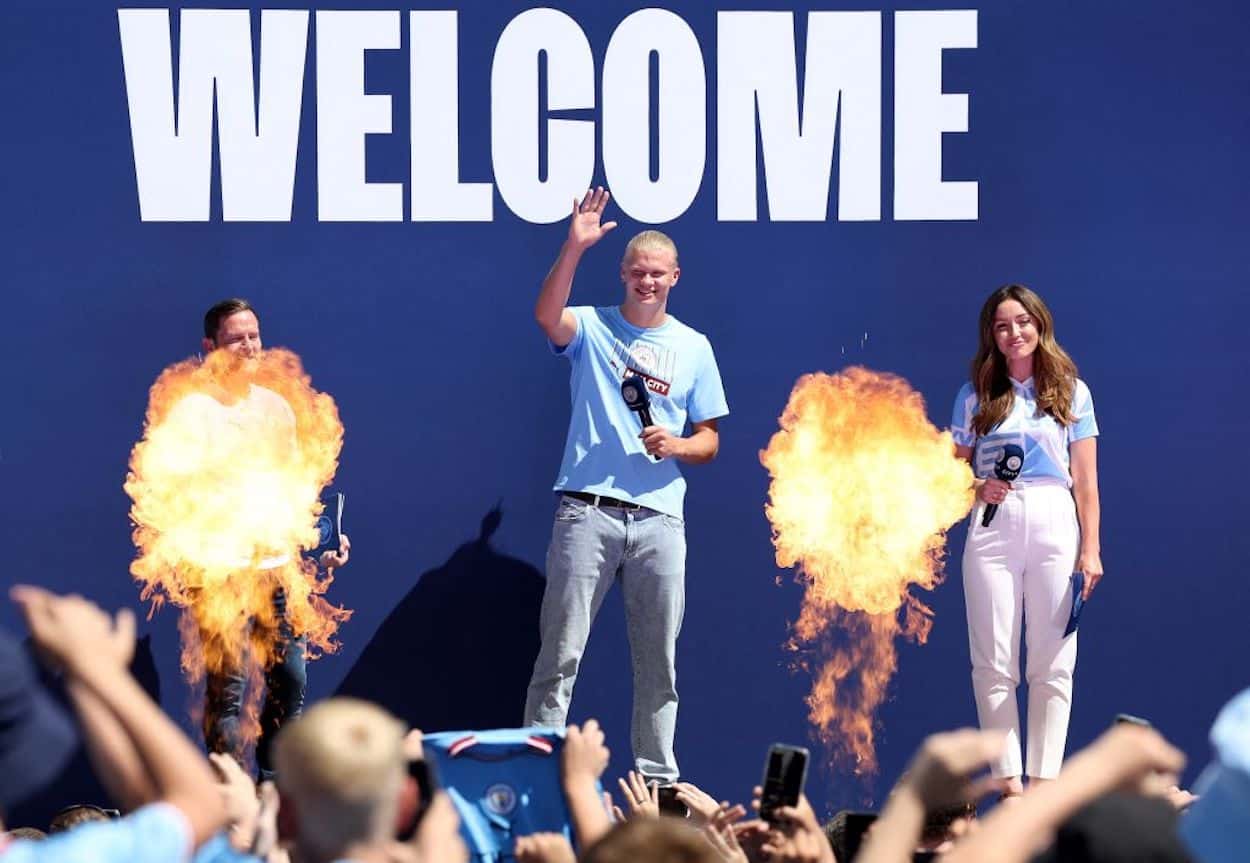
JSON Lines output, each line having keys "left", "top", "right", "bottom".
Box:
{"left": 193, "top": 299, "right": 350, "bottom": 777}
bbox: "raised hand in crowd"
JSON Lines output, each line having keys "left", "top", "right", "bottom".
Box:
{"left": 731, "top": 818, "right": 773, "bottom": 863}
{"left": 209, "top": 752, "right": 261, "bottom": 852}
{"left": 11, "top": 585, "right": 227, "bottom": 849}
{"left": 901, "top": 728, "right": 1009, "bottom": 811}
{"left": 673, "top": 781, "right": 722, "bottom": 826}
{"left": 942, "top": 722, "right": 1186, "bottom": 863}
{"left": 747, "top": 786, "right": 836, "bottom": 863}
{"left": 14, "top": 586, "right": 135, "bottom": 675}
{"left": 703, "top": 803, "right": 750, "bottom": 863}
{"left": 560, "top": 718, "right": 613, "bottom": 848}
{"left": 514, "top": 831, "right": 577, "bottom": 863}
{"left": 856, "top": 728, "right": 1005, "bottom": 863}
{"left": 252, "top": 781, "right": 289, "bottom": 863}
{"left": 616, "top": 770, "right": 660, "bottom": 820}
{"left": 1074, "top": 722, "right": 1186, "bottom": 797}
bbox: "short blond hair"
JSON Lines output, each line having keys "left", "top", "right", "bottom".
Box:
{"left": 273, "top": 698, "right": 406, "bottom": 859}
{"left": 623, "top": 230, "right": 679, "bottom": 267}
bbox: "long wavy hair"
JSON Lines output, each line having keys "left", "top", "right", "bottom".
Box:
{"left": 970, "top": 284, "right": 1078, "bottom": 435}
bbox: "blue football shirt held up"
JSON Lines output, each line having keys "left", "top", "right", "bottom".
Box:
{"left": 422, "top": 728, "right": 586, "bottom": 862}
{"left": 551, "top": 306, "right": 729, "bottom": 519}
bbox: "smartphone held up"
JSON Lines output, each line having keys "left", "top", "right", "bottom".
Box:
{"left": 759, "top": 743, "right": 810, "bottom": 824}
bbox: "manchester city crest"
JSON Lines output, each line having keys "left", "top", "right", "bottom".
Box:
{"left": 484, "top": 783, "right": 517, "bottom": 816}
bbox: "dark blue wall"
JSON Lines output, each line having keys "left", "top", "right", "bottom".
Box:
{"left": 3, "top": 0, "right": 1248, "bottom": 817}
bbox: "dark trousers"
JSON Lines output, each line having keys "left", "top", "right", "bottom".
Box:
{"left": 201, "top": 587, "right": 307, "bottom": 778}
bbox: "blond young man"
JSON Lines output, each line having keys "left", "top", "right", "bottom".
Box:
{"left": 524, "top": 189, "right": 729, "bottom": 784}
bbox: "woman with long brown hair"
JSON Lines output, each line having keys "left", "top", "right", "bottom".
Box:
{"left": 950, "top": 284, "right": 1102, "bottom": 795}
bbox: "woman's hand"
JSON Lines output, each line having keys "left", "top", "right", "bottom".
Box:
{"left": 1077, "top": 548, "right": 1103, "bottom": 599}
{"left": 616, "top": 770, "right": 660, "bottom": 819}
{"left": 977, "top": 478, "right": 1012, "bottom": 506}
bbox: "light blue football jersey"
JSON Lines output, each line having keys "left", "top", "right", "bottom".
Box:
{"left": 950, "top": 376, "right": 1098, "bottom": 487}
{"left": 423, "top": 727, "right": 596, "bottom": 862}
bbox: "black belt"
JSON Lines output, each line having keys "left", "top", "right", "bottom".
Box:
{"left": 565, "top": 491, "right": 646, "bottom": 512}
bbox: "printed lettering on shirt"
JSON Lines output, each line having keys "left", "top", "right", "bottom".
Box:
{"left": 609, "top": 338, "right": 678, "bottom": 396}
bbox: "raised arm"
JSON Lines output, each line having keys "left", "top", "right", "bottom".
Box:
{"left": 12, "top": 586, "right": 227, "bottom": 848}
{"left": 65, "top": 679, "right": 157, "bottom": 813}
{"left": 856, "top": 729, "right": 1005, "bottom": 863}
{"left": 535, "top": 187, "right": 617, "bottom": 348}
{"left": 560, "top": 719, "right": 613, "bottom": 849}
{"left": 942, "top": 724, "right": 1184, "bottom": 863}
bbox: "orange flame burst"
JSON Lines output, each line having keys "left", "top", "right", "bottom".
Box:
{"left": 124, "top": 348, "right": 351, "bottom": 740}
{"left": 760, "top": 367, "right": 973, "bottom": 775}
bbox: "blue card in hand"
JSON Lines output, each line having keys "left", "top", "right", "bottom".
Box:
{"left": 1064, "top": 571, "right": 1086, "bottom": 637}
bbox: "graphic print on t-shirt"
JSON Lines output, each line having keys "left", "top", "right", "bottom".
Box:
{"left": 608, "top": 337, "right": 677, "bottom": 396}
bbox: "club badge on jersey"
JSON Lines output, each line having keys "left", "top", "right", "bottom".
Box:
{"left": 422, "top": 727, "right": 593, "bottom": 861}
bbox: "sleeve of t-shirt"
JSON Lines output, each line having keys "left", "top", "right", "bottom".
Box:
{"left": 950, "top": 383, "right": 977, "bottom": 448}
{"left": 10, "top": 803, "right": 195, "bottom": 863}
{"left": 687, "top": 336, "right": 729, "bottom": 423}
{"left": 1069, "top": 379, "right": 1099, "bottom": 442}
{"left": 549, "top": 306, "right": 587, "bottom": 360}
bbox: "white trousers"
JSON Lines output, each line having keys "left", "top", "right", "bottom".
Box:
{"left": 962, "top": 483, "right": 1079, "bottom": 779}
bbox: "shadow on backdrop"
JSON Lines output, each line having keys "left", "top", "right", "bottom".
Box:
{"left": 336, "top": 504, "right": 544, "bottom": 734}
{"left": 9, "top": 635, "right": 161, "bottom": 830}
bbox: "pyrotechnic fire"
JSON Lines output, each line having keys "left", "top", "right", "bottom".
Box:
{"left": 125, "top": 348, "right": 350, "bottom": 741}
{"left": 760, "top": 367, "right": 973, "bottom": 775}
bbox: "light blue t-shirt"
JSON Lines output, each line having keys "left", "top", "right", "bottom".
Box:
{"left": 2, "top": 803, "right": 191, "bottom": 863}
{"left": 950, "top": 376, "right": 1098, "bottom": 487}
{"left": 551, "top": 306, "right": 728, "bottom": 519}
{"left": 193, "top": 833, "right": 261, "bottom": 863}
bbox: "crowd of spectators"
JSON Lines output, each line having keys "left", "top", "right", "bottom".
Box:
{"left": 2, "top": 587, "right": 1243, "bottom": 863}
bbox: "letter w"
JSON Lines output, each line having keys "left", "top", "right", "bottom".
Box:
{"left": 118, "top": 9, "right": 308, "bottom": 221}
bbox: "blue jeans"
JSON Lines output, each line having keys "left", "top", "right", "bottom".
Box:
{"left": 523, "top": 494, "right": 687, "bottom": 782}
{"left": 202, "top": 587, "right": 307, "bottom": 778}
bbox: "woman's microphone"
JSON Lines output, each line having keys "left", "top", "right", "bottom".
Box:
{"left": 981, "top": 444, "right": 1024, "bottom": 527}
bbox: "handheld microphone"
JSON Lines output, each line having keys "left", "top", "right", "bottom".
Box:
{"left": 981, "top": 443, "right": 1024, "bottom": 527}
{"left": 620, "top": 376, "right": 661, "bottom": 461}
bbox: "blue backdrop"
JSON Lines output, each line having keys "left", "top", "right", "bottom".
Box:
{"left": 3, "top": 0, "right": 1248, "bottom": 818}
